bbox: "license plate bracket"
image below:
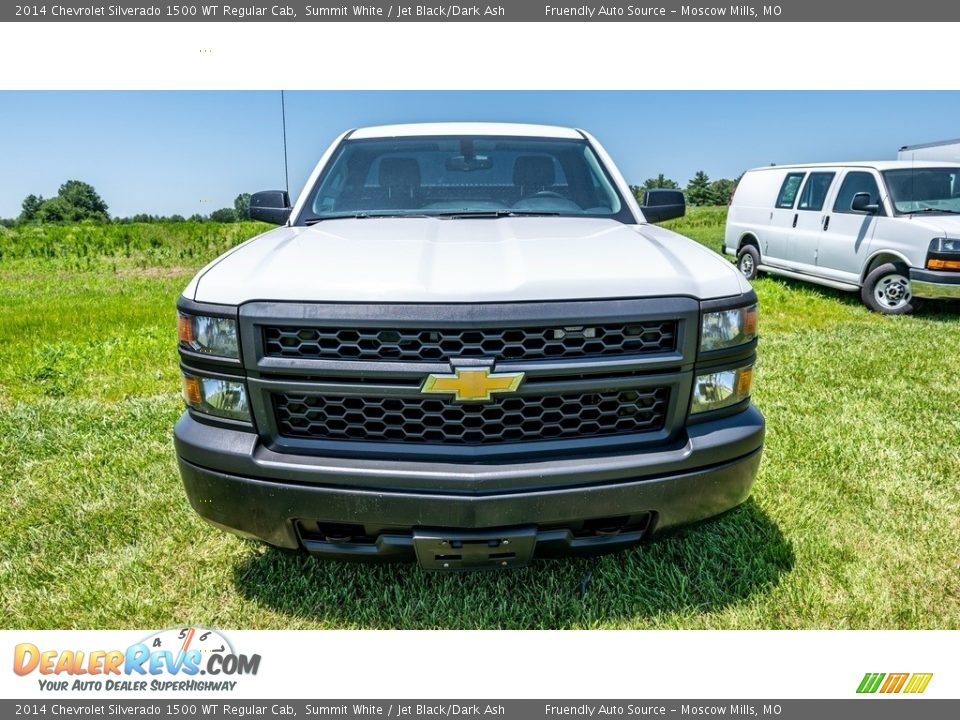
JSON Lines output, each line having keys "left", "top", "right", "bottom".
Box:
{"left": 413, "top": 526, "right": 537, "bottom": 570}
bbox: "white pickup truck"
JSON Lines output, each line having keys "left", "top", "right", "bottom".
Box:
{"left": 173, "top": 123, "right": 764, "bottom": 570}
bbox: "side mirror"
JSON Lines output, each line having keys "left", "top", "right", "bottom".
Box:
{"left": 851, "top": 192, "right": 879, "bottom": 214}
{"left": 639, "top": 189, "right": 686, "bottom": 223}
{"left": 249, "top": 190, "right": 291, "bottom": 224}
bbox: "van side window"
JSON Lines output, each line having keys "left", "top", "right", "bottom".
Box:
{"left": 775, "top": 173, "right": 805, "bottom": 209}
{"left": 797, "top": 172, "right": 835, "bottom": 211}
{"left": 833, "top": 171, "right": 884, "bottom": 215}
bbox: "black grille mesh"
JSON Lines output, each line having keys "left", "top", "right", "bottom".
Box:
{"left": 263, "top": 322, "right": 676, "bottom": 363}
{"left": 273, "top": 387, "right": 669, "bottom": 445}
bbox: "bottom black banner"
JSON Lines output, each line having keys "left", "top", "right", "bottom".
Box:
{"left": 5, "top": 700, "right": 958, "bottom": 719}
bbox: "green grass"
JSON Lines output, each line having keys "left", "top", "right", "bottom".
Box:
{"left": 1, "top": 210, "right": 958, "bottom": 629}
{"left": 0, "top": 221, "right": 270, "bottom": 272}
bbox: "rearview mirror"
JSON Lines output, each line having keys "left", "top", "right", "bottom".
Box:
{"left": 445, "top": 155, "right": 493, "bottom": 172}
{"left": 640, "top": 189, "right": 686, "bottom": 223}
{"left": 851, "top": 192, "right": 879, "bottom": 214}
{"left": 249, "top": 190, "right": 291, "bottom": 224}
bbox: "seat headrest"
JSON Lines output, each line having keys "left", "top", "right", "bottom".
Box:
{"left": 379, "top": 157, "right": 421, "bottom": 188}
{"left": 513, "top": 156, "right": 555, "bottom": 187}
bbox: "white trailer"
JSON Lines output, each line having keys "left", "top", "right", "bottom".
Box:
{"left": 898, "top": 138, "right": 960, "bottom": 162}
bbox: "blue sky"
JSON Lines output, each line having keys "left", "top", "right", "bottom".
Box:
{"left": 2, "top": 90, "right": 960, "bottom": 218}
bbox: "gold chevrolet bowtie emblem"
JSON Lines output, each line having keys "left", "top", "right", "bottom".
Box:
{"left": 421, "top": 368, "right": 525, "bottom": 403}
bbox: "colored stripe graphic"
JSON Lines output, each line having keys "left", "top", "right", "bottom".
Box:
{"left": 857, "top": 673, "right": 885, "bottom": 693}
{"left": 903, "top": 673, "right": 933, "bottom": 694}
{"left": 880, "top": 673, "right": 909, "bottom": 693}
{"left": 857, "top": 672, "right": 932, "bottom": 694}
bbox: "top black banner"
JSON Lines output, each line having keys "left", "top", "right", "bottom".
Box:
{"left": 5, "top": 0, "right": 954, "bottom": 22}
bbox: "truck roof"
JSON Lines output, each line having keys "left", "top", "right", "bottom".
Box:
{"left": 349, "top": 122, "right": 584, "bottom": 140}
{"left": 745, "top": 160, "right": 960, "bottom": 172}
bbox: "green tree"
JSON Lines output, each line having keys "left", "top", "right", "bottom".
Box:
{"left": 234, "top": 193, "right": 252, "bottom": 221}
{"left": 19, "top": 194, "right": 43, "bottom": 222}
{"left": 709, "top": 178, "right": 736, "bottom": 205}
{"left": 209, "top": 208, "right": 237, "bottom": 223}
{"left": 35, "top": 196, "right": 74, "bottom": 223}
{"left": 685, "top": 171, "right": 713, "bottom": 206}
{"left": 643, "top": 174, "right": 679, "bottom": 190}
{"left": 56, "top": 180, "right": 109, "bottom": 221}
{"left": 22, "top": 180, "right": 110, "bottom": 224}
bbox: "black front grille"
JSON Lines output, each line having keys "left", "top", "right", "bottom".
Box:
{"left": 263, "top": 322, "right": 676, "bottom": 363}
{"left": 273, "top": 387, "right": 670, "bottom": 445}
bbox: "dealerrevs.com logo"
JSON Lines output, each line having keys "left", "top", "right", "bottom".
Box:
{"left": 13, "top": 626, "right": 261, "bottom": 693}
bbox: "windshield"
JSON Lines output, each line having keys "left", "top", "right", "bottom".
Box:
{"left": 296, "top": 135, "right": 631, "bottom": 223}
{"left": 883, "top": 167, "right": 960, "bottom": 214}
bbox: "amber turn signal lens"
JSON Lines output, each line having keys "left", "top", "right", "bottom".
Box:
{"left": 742, "top": 306, "right": 758, "bottom": 337}
{"left": 927, "top": 258, "right": 960, "bottom": 271}
{"left": 177, "top": 314, "right": 194, "bottom": 344}
{"left": 736, "top": 367, "right": 754, "bottom": 396}
{"left": 182, "top": 375, "right": 203, "bottom": 406}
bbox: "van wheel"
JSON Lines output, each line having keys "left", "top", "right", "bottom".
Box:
{"left": 737, "top": 245, "right": 760, "bottom": 280}
{"left": 861, "top": 263, "right": 922, "bottom": 315}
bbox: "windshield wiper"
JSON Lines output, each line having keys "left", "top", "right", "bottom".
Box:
{"left": 907, "top": 207, "right": 960, "bottom": 215}
{"left": 304, "top": 213, "right": 435, "bottom": 225}
{"left": 438, "top": 210, "right": 562, "bottom": 219}
{"left": 304, "top": 210, "right": 563, "bottom": 224}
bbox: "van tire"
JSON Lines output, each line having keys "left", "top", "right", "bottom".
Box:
{"left": 861, "top": 263, "right": 922, "bottom": 315}
{"left": 736, "top": 244, "right": 761, "bottom": 280}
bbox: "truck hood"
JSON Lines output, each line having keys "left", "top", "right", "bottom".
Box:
{"left": 186, "top": 217, "right": 749, "bottom": 305}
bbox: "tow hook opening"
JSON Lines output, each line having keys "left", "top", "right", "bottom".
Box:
{"left": 301, "top": 521, "right": 373, "bottom": 544}
{"left": 574, "top": 513, "right": 651, "bottom": 538}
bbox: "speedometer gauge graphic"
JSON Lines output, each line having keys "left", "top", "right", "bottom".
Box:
{"left": 140, "top": 626, "right": 234, "bottom": 659}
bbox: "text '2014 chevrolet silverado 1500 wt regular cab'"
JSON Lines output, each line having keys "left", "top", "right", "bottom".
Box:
{"left": 174, "top": 123, "right": 764, "bottom": 570}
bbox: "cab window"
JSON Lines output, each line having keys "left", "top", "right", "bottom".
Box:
{"left": 833, "top": 171, "right": 884, "bottom": 215}
{"left": 797, "top": 172, "right": 835, "bottom": 211}
{"left": 775, "top": 172, "right": 805, "bottom": 209}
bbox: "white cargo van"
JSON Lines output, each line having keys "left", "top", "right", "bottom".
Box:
{"left": 725, "top": 161, "right": 960, "bottom": 314}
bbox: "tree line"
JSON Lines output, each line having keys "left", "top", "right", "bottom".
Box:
{"left": 3, "top": 181, "right": 253, "bottom": 227}
{"left": 2, "top": 171, "right": 742, "bottom": 227}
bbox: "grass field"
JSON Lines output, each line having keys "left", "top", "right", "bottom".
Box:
{"left": 1, "top": 212, "right": 958, "bottom": 629}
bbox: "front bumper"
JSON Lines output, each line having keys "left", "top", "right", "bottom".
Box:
{"left": 910, "top": 268, "right": 960, "bottom": 299}
{"left": 174, "top": 405, "right": 765, "bottom": 562}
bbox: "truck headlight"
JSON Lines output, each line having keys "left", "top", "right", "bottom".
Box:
{"left": 700, "top": 304, "right": 757, "bottom": 352}
{"left": 929, "top": 237, "right": 960, "bottom": 253}
{"left": 178, "top": 313, "right": 239, "bottom": 358}
{"left": 182, "top": 372, "right": 250, "bottom": 421}
{"left": 927, "top": 238, "right": 960, "bottom": 270}
{"left": 691, "top": 363, "right": 754, "bottom": 414}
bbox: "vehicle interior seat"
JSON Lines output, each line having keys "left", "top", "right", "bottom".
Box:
{"left": 512, "top": 156, "right": 555, "bottom": 197}
{"left": 379, "top": 157, "right": 422, "bottom": 208}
